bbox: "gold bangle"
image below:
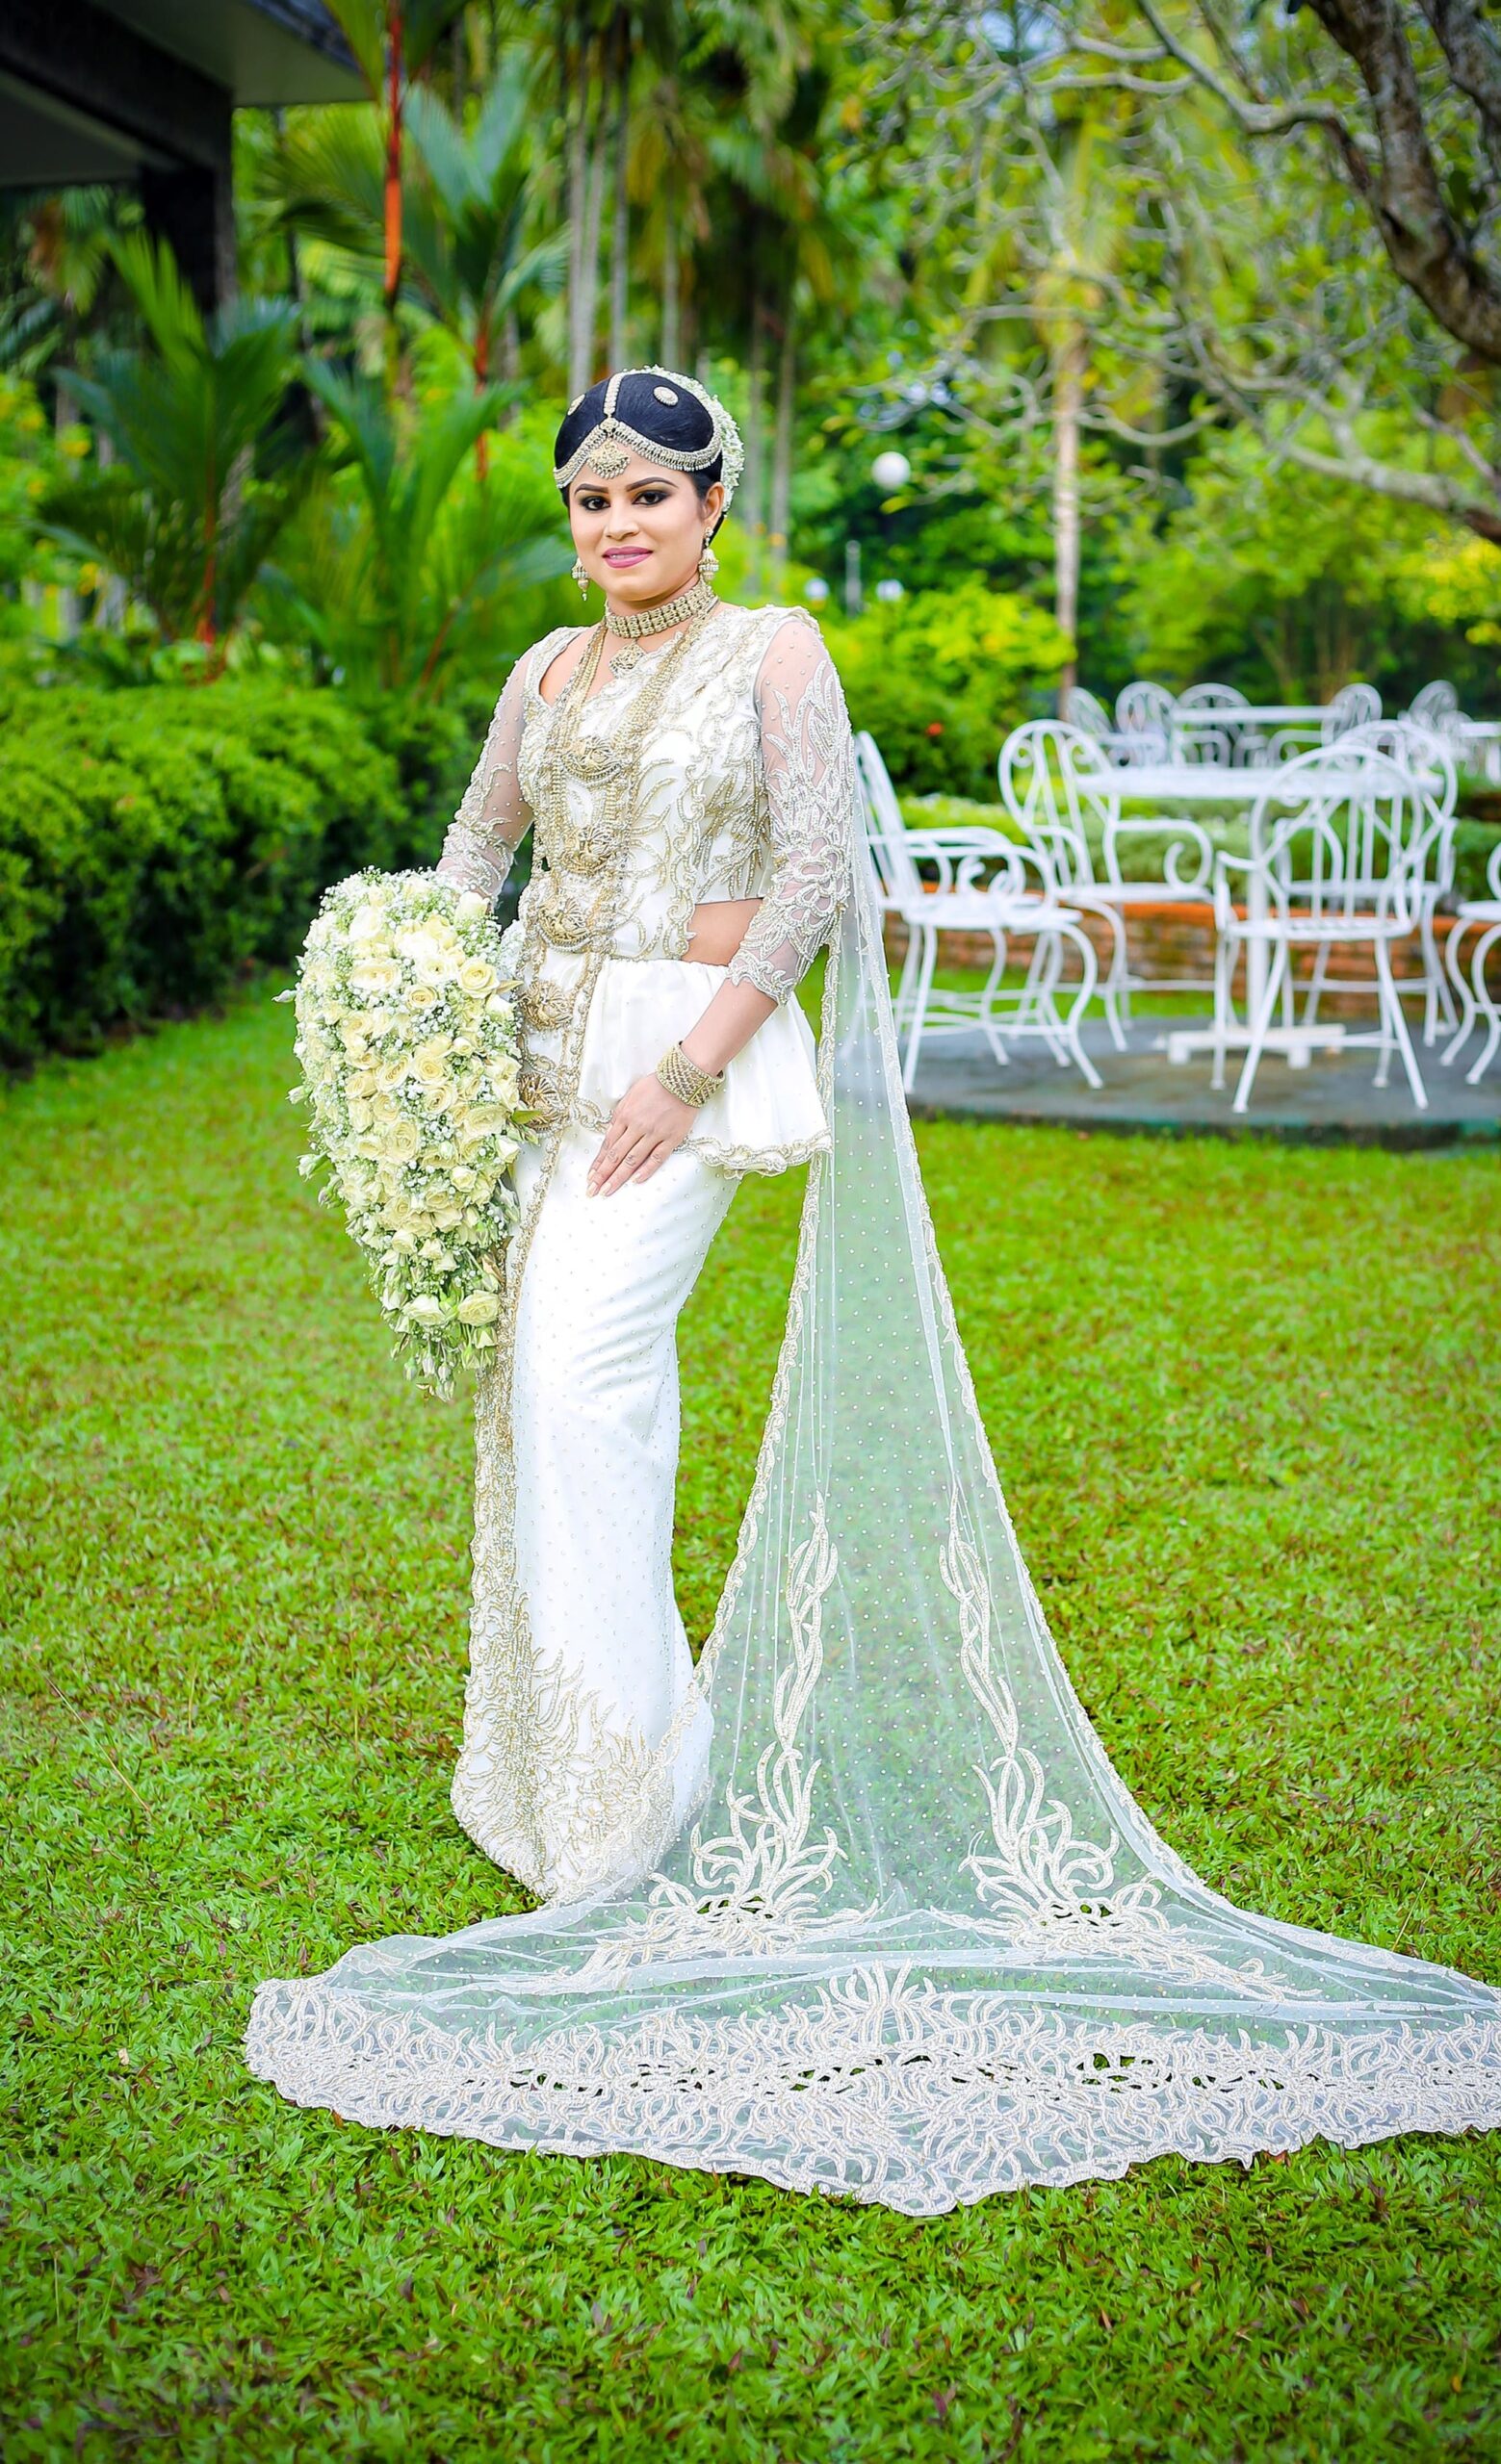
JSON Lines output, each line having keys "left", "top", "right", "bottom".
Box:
{"left": 655, "top": 1040, "right": 726, "bottom": 1107}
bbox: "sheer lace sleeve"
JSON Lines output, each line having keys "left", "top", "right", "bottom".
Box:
{"left": 434, "top": 652, "right": 536, "bottom": 903}
{"left": 726, "top": 612, "right": 857, "bottom": 1004}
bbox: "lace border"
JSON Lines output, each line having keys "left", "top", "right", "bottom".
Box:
{"left": 244, "top": 1977, "right": 1501, "bottom": 2218}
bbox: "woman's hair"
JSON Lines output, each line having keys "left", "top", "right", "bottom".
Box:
{"left": 554, "top": 372, "right": 725, "bottom": 530}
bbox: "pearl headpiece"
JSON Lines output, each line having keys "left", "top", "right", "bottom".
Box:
{"left": 554, "top": 367, "right": 746, "bottom": 511}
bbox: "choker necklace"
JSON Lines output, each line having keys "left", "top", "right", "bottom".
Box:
{"left": 604, "top": 575, "right": 718, "bottom": 669}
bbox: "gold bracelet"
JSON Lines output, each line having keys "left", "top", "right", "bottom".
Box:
{"left": 655, "top": 1040, "right": 726, "bottom": 1108}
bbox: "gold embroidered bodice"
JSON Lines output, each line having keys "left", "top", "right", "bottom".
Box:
{"left": 435, "top": 601, "right": 856, "bottom": 1006}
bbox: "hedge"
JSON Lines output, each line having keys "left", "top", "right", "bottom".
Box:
{"left": 0, "top": 679, "right": 493, "bottom": 1064}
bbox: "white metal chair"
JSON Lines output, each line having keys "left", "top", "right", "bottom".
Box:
{"left": 997, "top": 721, "right": 1217, "bottom": 1028}
{"left": 1440, "top": 838, "right": 1501, "bottom": 1086}
{"left": 1211, "top": 746, "right": 1440, "bottom": 1112}
{"left": 1408, "top": 680, "right": 1459, "bottom": 730}
{"left": 1063, "top": 685, "right": 1115, "bottom": 741}
{"left": 856, "top": 731, "right": 1101, "bottom": 1091}
{"left": 1178, "top": 682, "right": 1251, "bottom": 712}
{"left": 1322, "top": 681, "right": 1383, "bottom": 740}
{"left": 1335, "top": 720, "right": 1458, "bottom": 1045}
{"left": 1114, "top": 680, "right": 1176, "bottom": 765}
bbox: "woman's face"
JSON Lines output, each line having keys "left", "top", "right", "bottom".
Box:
{"left": 567, "top": 456, "right": 725, "bottom": 610}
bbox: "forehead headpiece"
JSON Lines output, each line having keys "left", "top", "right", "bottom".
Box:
{"left": 553, "top": 367, "right": 745, "bottom": 511}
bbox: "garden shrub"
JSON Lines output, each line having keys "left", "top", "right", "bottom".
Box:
{"left": 0, "top": 680, "right": 479, "bottom": 1064}
{"left": 822, "top": 578, "right": 1071, "bottom": 799}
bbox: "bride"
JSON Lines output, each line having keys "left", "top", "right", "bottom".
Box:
{"left": 247, "top": 368, "right": 1500, "bottom": 2214}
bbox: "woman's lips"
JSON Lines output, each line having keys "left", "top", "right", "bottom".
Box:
{"left": 603, "top": 548, "right": 652, "bottom": 566}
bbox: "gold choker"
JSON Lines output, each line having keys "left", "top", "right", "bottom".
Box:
{"left": 605, "top": 576, "right": 718, "bottom": 641}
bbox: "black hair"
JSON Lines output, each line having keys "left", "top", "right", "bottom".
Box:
{"left": 555, "top": 372, "right": 725, "bottom": 531}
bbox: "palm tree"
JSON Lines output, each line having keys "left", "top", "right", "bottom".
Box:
{"left": 402, "top": 56, "right": 569, "bottom": 472}
{"left": 319, "top": 0, "right": 468, "bottom": 391}
{"left": 39, "top": 233, "right": 307, "bottom": 652}
{"left": 265, "top": 364, "right": 573, "bottom": 692}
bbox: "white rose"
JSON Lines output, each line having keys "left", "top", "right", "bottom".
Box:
{"left": 402, "top": 980, "right": 440, "bottom": 1014}
{"left": 349, "top": 903, "right": 384, "bottom": 942}
{"left": 386, "top": 1117, "right": 421, "bottom": 1161}
{"left": 456, "top": 1292, "right": 501, "bottom": 1326}
{"left": 410, "top": 1039, "right": 453, "bottom": 1083}
{"left": 395, "top": 927, "right": 442, "bottom": 969}
{"left": 405, "top": 1294, "right": 449, "bottom": 1326}
{"left": 350, "top": 956, "right": 401, "bottom": 997}
{"left": 454, "top": 891, "right": 489, "bottom": 927}
{"left": 431, "top": 1204, "right": 464, "bottom": 1230}
{"left": 457, "top": 957, "right": 497, "bottom": 997}
{"left": 450, "top": 1164, "right": 477, "bottom": 1193}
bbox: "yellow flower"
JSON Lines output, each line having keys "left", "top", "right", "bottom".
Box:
{"left": 456, "top": 1292, "right": 501, "bottom": 1326}
{"left": 386, "top": 1117, "right": 421, "bottom": 1161}
{"left": 457, "top": 956, "right": 497, "bottom": 996}
{"left": 410, "top": 1038, "right": 452, "bottom": 1082}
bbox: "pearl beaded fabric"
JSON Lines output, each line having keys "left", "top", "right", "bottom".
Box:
{"left": 246, "top": 598, "right": 1501, "bottom": 2217}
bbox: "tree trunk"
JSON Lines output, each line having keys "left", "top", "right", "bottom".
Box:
{"left": 383, "top": 7, "right": 405, "bottom": 399}
{"left": 741, "top": 295, "right": 767, "bottom": 601}
{"left": 1052, "top": 327, "right": 1085, "bottom": 709}
{"left": 608, "top": 13, "right": 631, "bottom": 371}
{"left": 768, "top": 293, "right": 797, "bottom": 596}
{"left": 565, "top": 16, "right": 599, "bottom": 398}
{"left": 661, "top": 169, "right": 680, "bottom": 367}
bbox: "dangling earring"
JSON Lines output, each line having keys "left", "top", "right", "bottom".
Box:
{"left": 572, "top": 554, "right": 590, "bottom": 598}
{"left": 698, "top": 536, "right": 719, "bottom": 581}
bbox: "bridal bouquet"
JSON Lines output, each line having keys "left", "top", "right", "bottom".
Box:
{"left": 283, "top": 869, "right": 531, "bottom": 1396}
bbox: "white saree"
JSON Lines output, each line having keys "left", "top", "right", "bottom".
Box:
{"left": 246, "top": 599, "right": 1501, "bottom": 2215}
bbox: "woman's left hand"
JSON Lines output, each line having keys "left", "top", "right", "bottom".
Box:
{"left": 587, "top": 1073, "right": 696, "bottom": 1195}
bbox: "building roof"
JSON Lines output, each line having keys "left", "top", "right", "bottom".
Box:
{"left": 0, "top": 0, "right": 361, "bottom": 191}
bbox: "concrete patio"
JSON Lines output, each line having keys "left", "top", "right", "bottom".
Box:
{"left": 903, "top": 1014, "right": 1501, "bottom": 1146}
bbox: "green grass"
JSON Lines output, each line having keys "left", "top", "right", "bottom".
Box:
{"left": 4, "top": 986, "right": 1500, "bottom": 2462}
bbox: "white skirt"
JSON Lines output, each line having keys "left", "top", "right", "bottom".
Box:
{"left": 450, "top": 1126, "right": 737, "bottom": 1901}
{"left": 449, "top": 949, "right": 826, "bottom": 1901}
{"left": 531, "top": 948, "right": 831, "bottom": 1174}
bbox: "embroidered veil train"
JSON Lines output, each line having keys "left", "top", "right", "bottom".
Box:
{"left": 246, "top": 703, "right": 1501, "bottom": 2216}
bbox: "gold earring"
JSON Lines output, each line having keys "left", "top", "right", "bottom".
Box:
{"left": 698, "top": 537, "right": 719, "bottom": 580}
{"left": 572, "top": 555, "right": 590, "bottom": 597}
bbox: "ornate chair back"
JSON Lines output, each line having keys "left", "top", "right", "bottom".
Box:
{"left": 1062, "top": 686, "right": 1114, "bottom": 742}
{"left": 854, "top": 730, "right": 922, "bottom": 912}
{"left": 997, "top": 722, "right": 1117, "bottom": 895}
{"left": 1243, "top": 745, "right": 1437, "bottom": 937}
{"left": 1178, "top": 682, "right": 1250, "bottom": 710}
{"left": 1114, "top": 680, "right": 1176, "bottom": 763}
{"left": 1322, "top": 681, "right": 1383, "bottom": 741}
{"left": 1409, "top": 680, "right": 1460, "bottom": 728}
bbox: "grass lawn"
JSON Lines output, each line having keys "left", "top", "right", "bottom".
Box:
{"left": 4, "top": 984, "right": 1500, "bottom": 2461}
